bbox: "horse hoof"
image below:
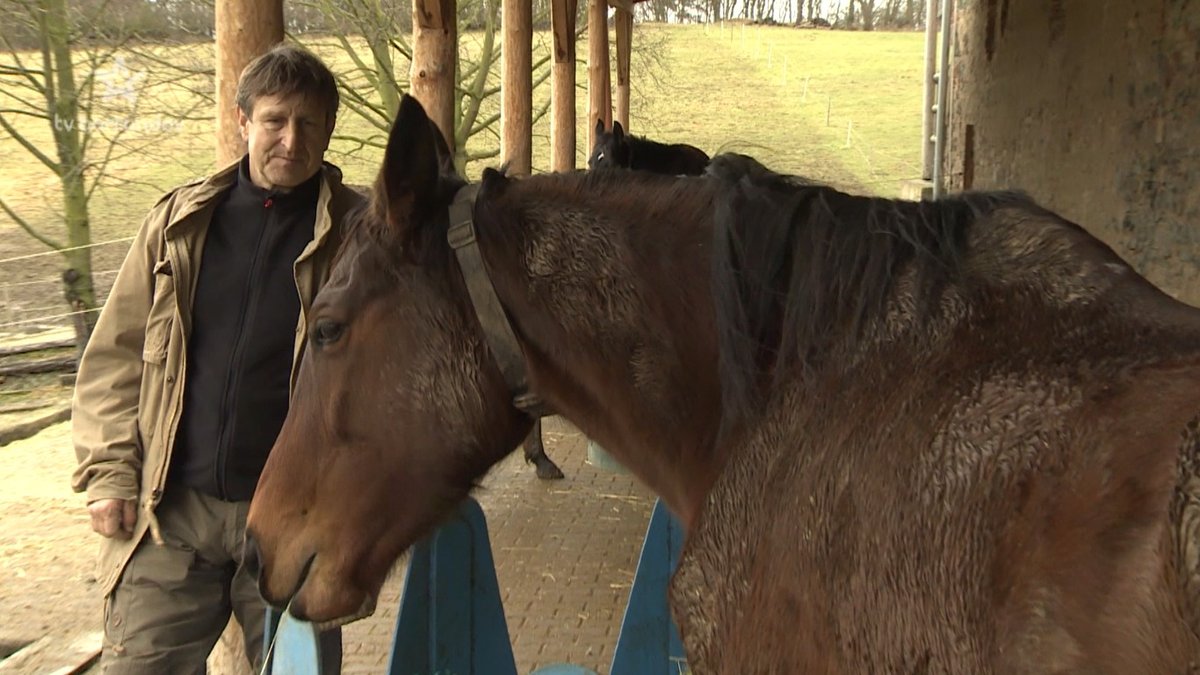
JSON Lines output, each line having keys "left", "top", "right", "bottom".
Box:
{"left": 535, "top": 459, "right": 565, "bottom": 480}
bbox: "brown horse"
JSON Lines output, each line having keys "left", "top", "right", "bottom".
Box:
{"left": 246, "top": 95, "right": 1200, "bottom": 673}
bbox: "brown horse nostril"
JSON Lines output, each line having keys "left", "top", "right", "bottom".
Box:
{"left": 242, "top": 532, "right": 264, "bottom": 587}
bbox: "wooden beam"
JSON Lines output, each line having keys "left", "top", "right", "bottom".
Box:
{"left": 550, "top": 0, "right": 578, "bottom": 171}
{"left": 0, "top": 337, "right": 74, "bottom": 357}
{"left": 587, "top": 0, "right": 611, "bottom": 152}
{"left": 0, "top": 630, "right": 100, "bottom": 674}
{"left": 502, "top": 0, "right": 533, "bottom": 174}
{"left": 412, "top": 0, "right": 458, "bottom": 153}
{"left": 614, "top": 6, "right": 632, "bottom": 132}
{"left": 214, "top": 0, "right": 283, "bottom": 165}
{"left": 0, "top": 355, "right": 76, "bottom": 377}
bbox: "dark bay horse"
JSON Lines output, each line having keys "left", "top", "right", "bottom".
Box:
{"left": 246, "top": 95, "right": 1200, "bottom": 672}
{"left": 588, "top": 119, "right": 710, "bottom": 175}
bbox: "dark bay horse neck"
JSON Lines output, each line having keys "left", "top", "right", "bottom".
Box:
{"left": 471, "top": 169, "right": 726, "bottom": 524}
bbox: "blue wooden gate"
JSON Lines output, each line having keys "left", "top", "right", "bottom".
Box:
{"left": 264, "top": 497, "right": 687, "bottom": 674}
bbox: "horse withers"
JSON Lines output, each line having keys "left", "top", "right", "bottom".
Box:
{"left": 246, "top": 95, "right": 1200, "bottom": 672}
{"left": 588, "top": 119, "right": 710, "bottom": 176}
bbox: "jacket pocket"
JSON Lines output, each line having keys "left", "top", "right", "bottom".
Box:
{"left": 142, "top": 259, "right": 175, "bottom": 364}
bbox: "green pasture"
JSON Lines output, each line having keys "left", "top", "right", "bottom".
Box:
{"left": 0, "top": 24, "right": 926, "bottom": 273}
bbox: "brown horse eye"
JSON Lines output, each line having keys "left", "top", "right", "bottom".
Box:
{"left": 311, "top": 319, "right": 345, "bottom": 347}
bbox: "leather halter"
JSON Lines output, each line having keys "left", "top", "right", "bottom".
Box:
{"left": 446, "top": 184, "right": 548, "bottom": 418}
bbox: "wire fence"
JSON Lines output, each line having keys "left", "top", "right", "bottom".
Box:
{"left": 0, "top": 238, "right": 133, "bottom": 335}
{"left": 703, "top": 21, "right": 930, "bottom": 196}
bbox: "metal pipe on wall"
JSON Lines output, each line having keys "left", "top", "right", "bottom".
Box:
{"left": 921, "top": 0, "right": 939, "bottom": 181}
{"left": 932, "top": 0, "right": 954, "bottom": 199}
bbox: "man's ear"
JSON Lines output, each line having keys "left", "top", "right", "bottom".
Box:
{"left": 237, "top": 106, "right": 251, "bottom": 143}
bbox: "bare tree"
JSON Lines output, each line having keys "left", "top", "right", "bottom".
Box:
{"left": 0, "top": 0, "right": 207, "bottom": 347}
{"left": 295, "top": 0, "right": 563, "bottom": 175}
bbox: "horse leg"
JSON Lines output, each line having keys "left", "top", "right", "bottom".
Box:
{"left": 523, "top": 418, "right": 565, "bottom": 480}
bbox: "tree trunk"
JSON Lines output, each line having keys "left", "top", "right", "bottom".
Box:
{"left": 502, "top": 0, "right": 532, "bottom": 174}
{"left": 586, "top": 0, "right": 610, "bottom": 150}
{"left": 860, "top": 0, "right": 876, "bottom": 30}
{"left": 614, "top": 6, "right": 632, "bottom": 133}
{"left": 214, "top": 0, "right": 283, "bottom": 164}
{"left": 367, "top": 31, "right": 400, "bottom": 119}
{"left": 41, "top": 0, "right": 97, "bottom": 348}
{"left": 455, "top": 0, "right": 499, "bottom": 173}
{"left": 550, "top": 0, "right": 577, "bottom": 171}
{"left": 411, "top": 0, "right": 458, "bottom": 151}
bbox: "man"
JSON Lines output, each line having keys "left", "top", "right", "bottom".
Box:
{"left": 71, "top": 44, "right": 363, "bottom": 673}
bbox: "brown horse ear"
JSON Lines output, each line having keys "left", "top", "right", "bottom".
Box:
{"left": 427, "top": 118, "right": 459, "bottom": 180}
{"left": 612, "top": 120, "right": 625, "bottom": 140}
{"left": 376, "top": 94, "right": 442, "bottom": 235}
{"left": 595, "top": 118, "right": 605, "bottom": 137}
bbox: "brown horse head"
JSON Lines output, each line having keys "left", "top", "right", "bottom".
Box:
{"left": 246, "top": 95, "right": 725, "bottom": 625}
{"left": 244, "top": 96, "right": 535, "bottom": 624}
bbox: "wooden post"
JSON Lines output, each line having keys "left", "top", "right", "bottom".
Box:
{"left": 211, "top": 1, "right": 281, "bottom": 667}
{"left": 412, "top": 0, "right": 458, "bottom": 153}
{"left": 214, "top": 0, "right": 283, "bottom": 165}
{"left": 550, "top": 0, "right": 578, "bottom": 172}
{"left": 587, "top": 0, "right": 611, "bottom": 151}
{"left": 502, "top": 0, "right": 532, "bottom": 174}
{"left": 614, "top": 3, "right": 632, "bottom": 131}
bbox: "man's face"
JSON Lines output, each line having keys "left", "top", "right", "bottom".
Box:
{"left": 238, "top": 92, "right": 334, "bottom": 191}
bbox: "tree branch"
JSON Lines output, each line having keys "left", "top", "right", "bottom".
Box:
{"left": 0, "top": 107, "right": 50, "bottom": 121}
{"left": 465, "top": 147, "right": 501, "bottom": 161}
{"left": 0, "top": 114, "right": 61, "bottom": 175}
{"left": 0, "top": 196, "right": 63, "bottom": 250}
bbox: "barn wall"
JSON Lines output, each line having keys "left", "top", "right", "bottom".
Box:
{"left": 946, "top": 0, "right": 1200, "bottom": 305}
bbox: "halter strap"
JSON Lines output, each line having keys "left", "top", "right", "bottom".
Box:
{"left": 446, "top": 184, "right": 548, "bottom": 418}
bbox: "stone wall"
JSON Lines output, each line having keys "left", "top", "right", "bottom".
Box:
{"left": 946, "top": 0, "right": 1199, "bottom": 304}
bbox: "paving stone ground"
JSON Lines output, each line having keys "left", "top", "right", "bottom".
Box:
{"left": 0, "top": 416, "right": 656, "bottom": 674}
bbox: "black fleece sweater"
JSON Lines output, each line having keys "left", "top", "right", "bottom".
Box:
{"left": 170, "top": 158, "right": 319, "bottom": 502}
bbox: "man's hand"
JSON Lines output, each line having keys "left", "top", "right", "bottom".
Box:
{"left": 88, "top": 498, "right": 137, "bottom": 539}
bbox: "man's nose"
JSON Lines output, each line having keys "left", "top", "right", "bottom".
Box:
{"left": 279, "top": 120, "right": 305, "bottom": 152}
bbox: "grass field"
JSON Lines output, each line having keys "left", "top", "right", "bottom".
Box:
{"left": 0, "top": 24, "right": 927, "bottom": 325}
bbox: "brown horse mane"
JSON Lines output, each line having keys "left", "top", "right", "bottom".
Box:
{"left": 706, "top": 153, "right": 1059, "bottom": 433}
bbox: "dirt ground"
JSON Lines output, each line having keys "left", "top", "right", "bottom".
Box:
{"left": 0, "top": 420, "right": 100, "bottom": 668}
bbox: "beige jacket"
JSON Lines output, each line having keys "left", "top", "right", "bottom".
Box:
{"left": 71, "top": 158, "right": 364, "bottom": 596}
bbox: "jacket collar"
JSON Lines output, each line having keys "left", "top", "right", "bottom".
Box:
{"left": 165, "top": 157, "right": 349, "bottom": 237}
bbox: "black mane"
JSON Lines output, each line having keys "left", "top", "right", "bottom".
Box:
{"left": 708, "top": 153, "right": 1034, "bottom": 430}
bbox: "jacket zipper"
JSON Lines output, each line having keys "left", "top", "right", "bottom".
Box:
{"left": 213, "top": 196, "right": 274, "bottom": 500}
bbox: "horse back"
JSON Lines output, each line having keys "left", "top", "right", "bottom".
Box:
{"left": 672, "top": 200, "right": 1200, "bottom": 672}
{"left": 628, "top": 137, "right": 710, "bottom": 176}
